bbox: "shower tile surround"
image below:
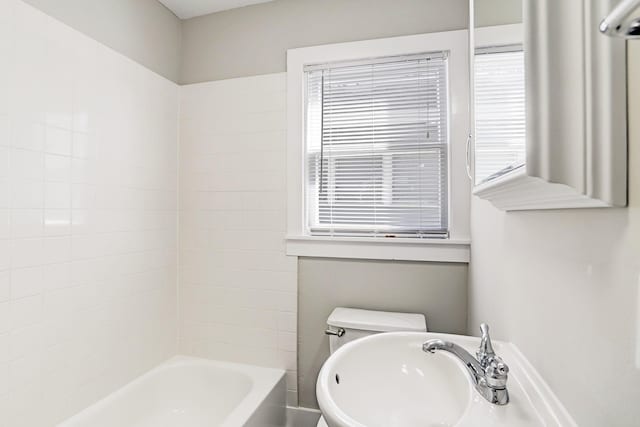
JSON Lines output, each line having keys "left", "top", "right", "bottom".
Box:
{"left": 179, "top": 74, "right": 298, "bottom": 405}
{"left": 0, "top": 5, "right": 298, "bottom": 425}
{"left": 0, "top": 1, "right": 298, "bottom": 422}
{"left": 0, "top": 1, "right": 179, "bottom": 425}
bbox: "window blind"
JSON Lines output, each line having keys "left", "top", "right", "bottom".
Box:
{"left": 305, "top": 52, "right": 449, "bottom": 238}
{"left": 474, "top": 47, "right": 526, "bottom": 183}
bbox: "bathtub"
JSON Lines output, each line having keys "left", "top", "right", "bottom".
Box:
{"left": 58, "top": 356, "right": 286, "bottom": 427}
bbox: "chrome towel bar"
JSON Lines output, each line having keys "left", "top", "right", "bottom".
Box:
{"left": 600, "top": 0, "right": 640, "bottom": 39}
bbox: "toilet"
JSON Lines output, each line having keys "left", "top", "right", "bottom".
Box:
{"left": 317, "top": 308, "right": 427, "bottom": 427}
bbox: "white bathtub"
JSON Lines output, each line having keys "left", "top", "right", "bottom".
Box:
{"left": 58, "top": 356, "right": 286, "bottom": 427}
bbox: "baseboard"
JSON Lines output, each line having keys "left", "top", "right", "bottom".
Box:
{"left": 286, "top": 406, "right": 322, "bottom": 427}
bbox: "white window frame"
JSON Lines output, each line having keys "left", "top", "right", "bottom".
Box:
{"left": 286, "top": 31, "right": 471, "bottom": 263}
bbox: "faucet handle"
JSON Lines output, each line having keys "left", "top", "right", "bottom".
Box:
{"left": 476, "top": 323, "right": 496, "bottom": 367}
{"left": 480, "top": 323, "right": 490, "bottom": 337}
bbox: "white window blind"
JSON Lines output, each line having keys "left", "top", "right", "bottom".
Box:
{"left": 474, "top": 46, "right": 526, "bottom": 183}
{"left": 304, "top": 52, "right": 449, "bottom": 238}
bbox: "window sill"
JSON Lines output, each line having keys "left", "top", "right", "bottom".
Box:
{"left": 285, "top": 236, "right": 470, "bottom": 263}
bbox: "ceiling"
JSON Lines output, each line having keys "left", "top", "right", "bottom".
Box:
{"left": 158, "top": 0, "right": 275, "bottom": 19}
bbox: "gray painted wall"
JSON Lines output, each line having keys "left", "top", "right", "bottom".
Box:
{"left": 298, "top": 258, "right": 468, "bottom": 409}
{"left": 22, "top": 0, "right": 522, "bottom": 85}
{"left": 23, "top": 0, "right": 182, "bottom": 82}
{"left": 468, "top": 44, "right": 640, "bottom": 427}
{"left": 475, "top": 0, "right": 522, "bottom": 27}
{"left": 180, "top": 0, "right": 469, "bottom": 84}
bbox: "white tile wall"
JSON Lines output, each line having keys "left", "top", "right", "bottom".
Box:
{"left": 0, "top": 1, "right": 179, "bottom": 425}
{"left": 179, "top": 74, "right": 298, "bottom": 405}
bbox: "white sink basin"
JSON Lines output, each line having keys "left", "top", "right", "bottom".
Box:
{"left": 317, "top": 332, "right": 573, "bottom": 427}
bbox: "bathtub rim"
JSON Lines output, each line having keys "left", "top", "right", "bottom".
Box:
{"left": 57, "top": 355, "right": 286, "bottom": 427}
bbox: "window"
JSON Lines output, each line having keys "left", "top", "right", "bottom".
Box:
{"left": 304, "top": 53, "right": 450, "bottom": 238}
{"left": 474, "top": 46, "right": 526, "bottom": 184}
{"left": 286, "top": 31, "right": 470, "bottom": 262}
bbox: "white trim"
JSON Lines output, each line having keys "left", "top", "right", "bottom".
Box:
{"left": 286, "top": 406, "right": 322, "bottom": 427}
{"left": 286, "top": 236, "right": 470, "bottom": 263}
{"left": 472, "top": 168, "right": 611, "bottom": 210}
{"left": 286, "top": 31, "right": 471, "bottom": 262}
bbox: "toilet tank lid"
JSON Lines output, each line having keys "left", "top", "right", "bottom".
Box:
{"left": 327, "top": 308, "right": 427, "bottom": 332}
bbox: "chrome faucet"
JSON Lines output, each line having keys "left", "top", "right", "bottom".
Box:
{"left": 423, "top": 323, "right": 509, "bottom": 405}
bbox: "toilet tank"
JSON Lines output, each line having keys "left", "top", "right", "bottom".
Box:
{"left": 326, "top": 307, "right": 427, "bottom": 353}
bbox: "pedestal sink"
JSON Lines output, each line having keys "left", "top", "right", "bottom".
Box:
{"left": 316, "top": 332, "right": 576, "bottom": 427}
